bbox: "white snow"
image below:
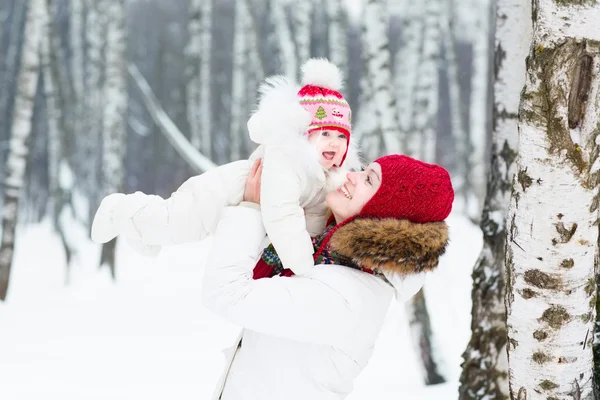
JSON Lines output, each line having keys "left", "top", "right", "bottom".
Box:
{"left": 0, "top": 211, "right": 481, "bottom": 400}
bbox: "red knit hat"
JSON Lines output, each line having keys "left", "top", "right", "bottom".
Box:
{"left": 313, "top": 154, "right": 453, "bottom": 262}
{"left": 297, "top": 59, "right": 351, "bottom": 166}
{"left": 360, "top": 155, "right": 454, "bottom": 223}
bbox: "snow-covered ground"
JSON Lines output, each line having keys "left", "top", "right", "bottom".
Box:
{"left": 0, "top": 212, "right": 481, "bottom": 400}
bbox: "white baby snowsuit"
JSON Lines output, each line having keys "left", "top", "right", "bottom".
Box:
{"left": 91, "top": 75, "right": 360, "bottom": 274}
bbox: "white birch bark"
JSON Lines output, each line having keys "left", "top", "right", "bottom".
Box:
{"left": 406, "top": 289, "right": 445, "bottom": 385}
{"left": 99, "top": 0, "right": 127, "bottom": 277}
{"left": 467, "top": 0, "right": 493, "bottom": 216}
{"left": 0, "top": 0, "right": 45, "bottom": 300}
{"left": 293, "top": 0, "right": 312, "bottom": 75}
{"left": 360, "top": 0, "right": 402, "bottom": 156}
{"left": 199, "top": 0, "right": 212, "bottom": 156}
{"left": 83, "top": 0, "right": 105, "bottom": 223}
{"left": 273, "top": 0, "right": 297, "bottom": 79}
{"left": 1, "top": 1, "right": 26, "bottom": 132}
{"left": 395, "top": 1, "right": 424, "bottom": 158}
{"left": 327, "top": 0, "right": 348, "bottom": 80}
{"left": 458, "top": 0, "right": 531, "bottom": 398}
{"left": 243, "top": 9, "right": 263, "bottom": 156}
{"left": 505, "top": 1, "right": 600, "bottom": 398}
{"left": 229, "top": 0, "right": 248, "bottom": 161}
{"left": 42, "top": 1, "right": 60, "bottom": 212}
{"left": 70, "top": 0, "right": 85, "bottom": 103}
{"left": 442, "top": 0, "right": 468, "bottom": 195}
{"left": 0, "top": 2, "right": 5, "bottom": 68}
{"left": 411, "top": 0, "right": 442, "bottom": 163}
{"left": 185, "top": 0, "right": 202, "bottom": 150}
{"left": 44, "top": 0, "right": 78, "bottom": 272}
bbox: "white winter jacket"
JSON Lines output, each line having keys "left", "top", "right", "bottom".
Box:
{"left": 91, "top": 76, "right": 360, "bottom": 274}
{"left": 202, "top": 206, "right": 450, "bottom": 400}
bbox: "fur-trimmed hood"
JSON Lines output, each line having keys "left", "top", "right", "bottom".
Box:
{"left": 328, "top": 217, "right": 449, "bottom": 276}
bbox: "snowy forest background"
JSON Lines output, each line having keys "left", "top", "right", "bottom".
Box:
{"left": 0, "top": 0, "right": 493, "bottom": 235}
{"left": 8, "top": 0, "right": 600, "bottom": 399}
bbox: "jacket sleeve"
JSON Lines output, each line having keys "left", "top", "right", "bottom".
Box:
{"left": 202, "top": 206, "right": 386, "bottom": 348}
{"left": 260, "top": 145, "right": 315, "bottom": 275}
{"left": 114, "top": 160, "right": 251, "bottom": 245}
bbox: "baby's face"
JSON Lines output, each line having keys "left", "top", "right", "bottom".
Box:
{"left": 308, "top": 130, "right": 348, "bottom": 169}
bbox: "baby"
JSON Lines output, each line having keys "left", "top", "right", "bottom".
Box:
{"left": 91, "top": 58, "right": 359, "bottom": 275}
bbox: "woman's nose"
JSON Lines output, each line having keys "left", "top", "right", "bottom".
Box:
{"left": 346, "top": 171, "right": 357, "bottom": 184}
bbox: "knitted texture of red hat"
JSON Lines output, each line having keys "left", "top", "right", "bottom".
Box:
{"left": 360, "top": 155, "right": 454, "bottom": 223}
{"left": 312, "top": 154, "right": 454, "bottom": 262}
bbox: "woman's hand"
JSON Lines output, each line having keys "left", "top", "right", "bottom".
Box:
{"left": 244, "top": 158, "right": 263, "bottom": 204}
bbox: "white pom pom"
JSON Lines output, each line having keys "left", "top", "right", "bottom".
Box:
{"left": 301, "top": 58, "right": 344, "bottom": 91}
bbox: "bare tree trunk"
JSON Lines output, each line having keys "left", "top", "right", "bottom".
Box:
{"left": 186, "top": 0, "right": 202, "bottom": 149}
{"left": 505, "top": 1, "right": 600, "bottom": 397}
{"left": 83, "top": 0, "right": 105, "bottom": 226}
{"left": 458, "top": 1, "right": 531, "bottom": 398}
{"left": 199, "top": 0, "right": 212, "bottom": 156}
{"left": 467, "top": 0, "right": 493, "bottom": 219}
{"left": 406, "top": 289, "right": 445, "bottom": 385}
{"left": 293, "top": 0, "right": 312, "bottom": 76}
{"left": 395, "top": 1, "right": 424, "bottom": 158}
{"left": 229, "top": 0, "right": 248, "bottom": 161}
{"left": 327, "top": 0, "right": 348, "bottom": 80}
{"left": 98, "top": 0, "right": 127, "bottom": 278}
{"left": 442, "top": 0, "right": 468, "bottom": 198}
{"left": 0, "top": 0, "right": 46, "bottom": 301}
{"left": 360, "top": 0, "right": 403, "bottom": 157}
{"left": 43, "top": 0, "right": 78, "bottom": 278}
{"left": 411, "top": 0, "right": 442, "bottom": 163}
{"left": 273, "top": 0, "right": 296, "bottom": 79}
{"left": 0, "top": 1, "right": 26, "bottom": 135}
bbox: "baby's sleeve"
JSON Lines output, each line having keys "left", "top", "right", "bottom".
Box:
{"left": 260, "top": 146, "right": 315, "bottom": 275}
{"left": 114, "top": 160, "right": 251, "bottom": 245}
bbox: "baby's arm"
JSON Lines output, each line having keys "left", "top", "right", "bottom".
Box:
{"left": 91, "top": 160, "right": 251, "bottom": 247}
{"left": 260, "top": 146, "right": 315, "bottom": 275}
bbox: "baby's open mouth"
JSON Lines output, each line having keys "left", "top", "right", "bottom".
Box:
{"left": 322, "top": 151, "right": 336, "bottom": 161}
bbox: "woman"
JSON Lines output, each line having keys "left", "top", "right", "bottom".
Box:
{"left": 202, "top": 154, "right": 454, "bottom": 400}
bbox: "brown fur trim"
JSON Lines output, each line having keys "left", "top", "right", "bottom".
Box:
{"left": 328, "top": 218, "right": 449, "bottom": 275}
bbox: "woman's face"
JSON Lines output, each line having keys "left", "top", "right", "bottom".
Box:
{"left": 308, "top": 130, "right": 348, "bottom": 169}
{"left": 326, "top": 162, "right": 382, "bottom": 221}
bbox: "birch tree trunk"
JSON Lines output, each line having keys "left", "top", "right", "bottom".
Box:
{"left": 395, "top": 1, "right": 424, "bottom": 158}
{"left": 273, "top": 0, "right": 297, "bottom": 79}
{"left": 293, "top": 0, "right": 312, "bottom": 76}
{"left": 42, "top": 0, "right": 60, "bottom": 217}
{"left": 185, "top": 0, "right": 202, "bottom": 150}
{"left": 360, "top": 0, "right": 403, "bottom": 157}
{"left": 467, "top": 0, "right": 493, "bottom": 218}
{"left": 44, "top": 0, "right": 77, "bottom": 272}
{"left": 442, "top": 0, "right": 468, "bottom": 197}
{"left": 0, "top": 0, "right": 45, "bottom": 301}
{"left": 406, "top": 289, "right": 445, "bottom": 385}
{"left": 229, "top": 0, "right": 247, "bottom": 161}
{"left": 458, "top": 0, "right": 531, "bottom": 398}
{"left": 1, "top": 1, "right": 26, "bottom": 134}
{"left": 505, "top": 1, "right": 600, "bottom": 397}
{"left": 327, "top": 0, "right": 348, "bottom": 80}
{"left": 199, "top": 0, "right": 212, "bottom": 156}
{"left": 0, "top": 2, "right": 5, "bottom": 68}
{"left": 411, "top": 0, "right": 442, "bottom": 163}
{"left": 83, "top": 0, "right": 105, "bottom": 225}
{"left": 70, "top": 0, "right": 85, "bottom": 106}
{"left": 98, "top": 0, "right": 127, "bottom": 278}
